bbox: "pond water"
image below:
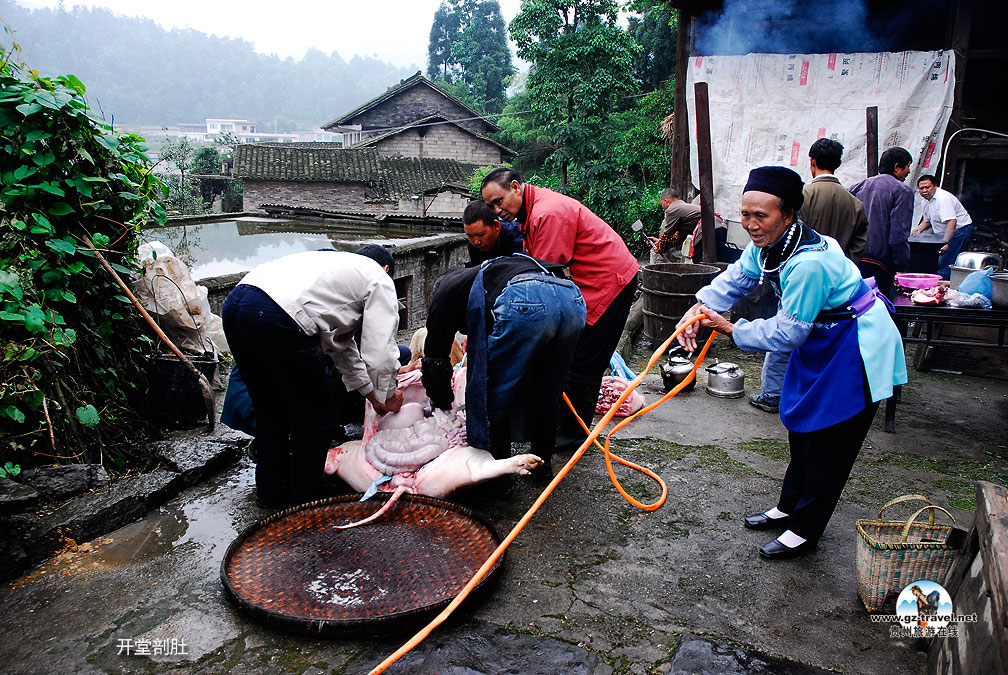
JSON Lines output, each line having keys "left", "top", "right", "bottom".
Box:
{"left": 143, "top": 216, "right": 452, "bottom": 281}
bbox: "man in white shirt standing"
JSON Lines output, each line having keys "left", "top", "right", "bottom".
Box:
{"left": 912, "top": 174, "right": 973, "bottom": 279}
{"left": 222, "top": 245, "right": 404, "bottom": 508}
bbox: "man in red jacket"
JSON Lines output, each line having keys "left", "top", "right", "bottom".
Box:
{"left": 481, "top": 168, "right": 639, "bottom": 452}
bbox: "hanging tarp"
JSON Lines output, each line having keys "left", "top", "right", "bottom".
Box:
{"left": 686, "top": 50, "right": 955, "bottom": 227}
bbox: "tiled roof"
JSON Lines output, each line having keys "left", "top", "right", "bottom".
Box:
{"left": 234, "top": 144, "right": 479, "bottom": 200}
{"left": 378, "top": 155, "right": 479, "bottom": 200}
{"left": 322, "top": 72, "right": 501, "bottom": 133}
{"left": 356, "top": 114, "right": 515, "bottom": 157}
{"left": 233, "top": 145, "right": 380, "bottom": 182}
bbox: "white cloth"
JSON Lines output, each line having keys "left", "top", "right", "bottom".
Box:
{"left": 239, "top": 250, "right": 400, "bottom": 402}
{"left": 922, "top": 186, "right": 972, "bottom": 236}
{"left": 686, "top": 51, "right": 955, "bottom": 230}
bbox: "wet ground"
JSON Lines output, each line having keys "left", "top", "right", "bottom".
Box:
{"left": 1, "top": 339, "right": 1005, "bottom": 674}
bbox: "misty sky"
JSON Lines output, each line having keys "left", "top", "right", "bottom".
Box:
{"left": 14, "top": 0, "right": 525, "bottom": 68}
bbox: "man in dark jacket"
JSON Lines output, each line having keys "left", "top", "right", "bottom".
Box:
{"left": 422, "top": 255, "right": 585, "bottom": 476}
{"left": 848, "top": 147, "right": 915, "bottom": 296}
{"left": 463, "top": 199, "right": 523, "bottom": 267}
{"left": 799, "top": 138, "right": 868, "bottom": 263}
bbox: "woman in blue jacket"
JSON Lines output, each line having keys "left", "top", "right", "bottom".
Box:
{"left": 677, "top": 166, "right": 907, "bottom": 559}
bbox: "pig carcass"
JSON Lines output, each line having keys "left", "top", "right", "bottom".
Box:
{"left": 324, "top": 368, "right": 542, "bottom": 527}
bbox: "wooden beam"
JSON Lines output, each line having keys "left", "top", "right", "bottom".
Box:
{"left": 976, "top": 481, "right": 1008, "bottom": 670}
{"left": 671, "top": 10, "right": 693, "bottom": 197}
{"left": 866, "top": 106, "right": 879, "bottom": 178}
{"left": 694, "top": 81, "right": 716, "bottom": 264}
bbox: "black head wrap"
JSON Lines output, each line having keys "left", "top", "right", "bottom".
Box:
{"left": 743, "top": 166, "right": 805, "bottom": 212}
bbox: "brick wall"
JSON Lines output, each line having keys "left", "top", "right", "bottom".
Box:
{"left": 374, "top": 125, "right": 502, "bottom": 164}
{"left": 245, "top": 178, "right": 469, "bottom": 219}
{"left": 393, "top": 234, "right": 469, "bottom": 329}
{"left": 243, "top": 180, "right": 383, "bottom": 213}
{"left": 354, "top": 86, "right": 492, "bottom": 138}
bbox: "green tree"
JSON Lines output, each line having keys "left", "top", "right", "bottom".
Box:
{"left": 190, "top": 146, "right": 221, "bottom": 175}
{"left": 0, "top": 44, "right": 166, "bottom": 468}
{"left": 427, "top": 0, "right": 515, "bottom": 113}
{"left": 509, "top": 0, "right": 641, "bottom": 186}
{"left": 156, "top": 138, "right": 206, "bottom": 215}
{"left": 428, "top": 1, "right": 460, "bottom": 80}
{"left": 627, "top": 1, "right": 677, "bottom": 91}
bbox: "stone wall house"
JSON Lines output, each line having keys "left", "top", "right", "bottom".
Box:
{"left": 358, "top": 114, "right": 511, "bottom": 165}
{"left": 234, "top": 144, "right": 480, "bottom": 218}
{"left": 323, "top": 72, "right": 501, "bottom": 148}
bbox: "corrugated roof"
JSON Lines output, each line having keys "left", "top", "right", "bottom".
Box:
{"left": 356, "top": 114, "right": 516, "bottom": 157}
{"left": 321, "top": 72, "right": 501, "bottom": 133}
{"left": 234, "top": 144, "right": 479, "bottom": 200}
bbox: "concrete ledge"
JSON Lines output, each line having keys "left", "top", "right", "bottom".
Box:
{"left": 152, "top": 435, "right": 246, "bottom": 485}
{"left": 0, "top": 432, "right": 249, "bottom": 582}
{"left": 12, "top": 470, "right": 184, "bottom": 568}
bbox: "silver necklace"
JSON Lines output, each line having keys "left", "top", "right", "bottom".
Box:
{"left": 758, "top": 223, "right": 799, "bottom": 284}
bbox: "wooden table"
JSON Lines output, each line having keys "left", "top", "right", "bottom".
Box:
{"left": 884, "top": 296, "right": 1008, "bottom": 431}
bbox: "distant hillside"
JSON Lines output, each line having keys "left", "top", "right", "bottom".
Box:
{"left": 0, "top": 0, "right": 417, "bottom": 131}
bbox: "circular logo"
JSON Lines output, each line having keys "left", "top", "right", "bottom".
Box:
{"left": 896, "top": 579, "right": 953, "bottom": 628}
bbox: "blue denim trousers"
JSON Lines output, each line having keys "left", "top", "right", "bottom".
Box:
{"left": 468, "top": 272, "right": 585, "bottom": 455}
{"left": 936, "top": 225, "right": 974, "bottom": 279}
{"left": 760, "top": 349, "right": 789, "bottom": 401}
{"left": 222, "top": 284, "right": 341, "bottom": 505}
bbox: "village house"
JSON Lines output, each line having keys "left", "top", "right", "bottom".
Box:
{"left": 234, "top": 72, "right": 514, "bottom": 220}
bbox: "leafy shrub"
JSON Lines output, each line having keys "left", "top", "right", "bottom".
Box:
{"left": 1, "top": 46, "right": 166, "bottom": 470}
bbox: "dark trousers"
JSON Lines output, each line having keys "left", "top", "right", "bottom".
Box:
{"left": 222, "top": 285, "right": 341, "bottom": 506}
{"left": 858, "top": 259, "right": 894, "bottom": 298}
{"left": 559, "top": 275, "right": 639, "bottom": 442}
{"left": 778, "top": 396, "right": 880, "bottom": 541}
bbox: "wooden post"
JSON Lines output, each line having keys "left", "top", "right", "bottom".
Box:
{"left": 670, "top": 10, "right": 692, "bottom": 197}
{"left": 866, "top": 106, "right": 879, "bottom": 178}
{"left": 694, "top": 81, "right": 716, "bottom": 265}
{"left": 942, "top": 0, "right": 974, "bottom": 187}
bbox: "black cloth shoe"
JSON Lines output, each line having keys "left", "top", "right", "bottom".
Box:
{"left": 748, "top": 393, "right": 780, "bottom": 413}
{"left": 759, "top": 538, "right": 816, "bottom": 560}
{"left": 744, "top": 511, "right": 789, "bottom": 530}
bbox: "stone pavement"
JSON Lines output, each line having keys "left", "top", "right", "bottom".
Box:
{"left": 0, "top": 338, "right": 1005, "bottom": 674}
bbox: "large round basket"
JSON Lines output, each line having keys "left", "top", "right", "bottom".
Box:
{"left": 220, "top": 493, "right": 504, "bottom": 635}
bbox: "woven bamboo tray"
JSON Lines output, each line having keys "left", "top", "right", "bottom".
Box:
{"left": 220, "top": 493, "right": 504, "bottom": 635}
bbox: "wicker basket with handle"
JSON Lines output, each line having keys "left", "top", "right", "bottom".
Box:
{"left": 855, "top": 494, "right": 958, "bottom": 612}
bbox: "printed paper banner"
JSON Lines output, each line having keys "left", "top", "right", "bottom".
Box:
{"left": 686, "top": 50, "right": 955, "bottom": 233}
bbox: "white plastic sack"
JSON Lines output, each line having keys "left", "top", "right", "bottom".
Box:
{"left": 133, "top": 241, "right": 229, "bottom": 355}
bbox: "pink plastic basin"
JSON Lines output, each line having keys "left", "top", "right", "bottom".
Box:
{"left": 894, "top": 273, "right": 943, "bottom": 289}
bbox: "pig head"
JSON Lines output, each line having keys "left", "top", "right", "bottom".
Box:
{"left": 324, "top": 366, "right": 542, "bottom": 499}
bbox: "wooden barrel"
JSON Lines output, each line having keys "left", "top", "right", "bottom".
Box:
{"left": 640, "top": 263, "right": 721, "bottom": 345}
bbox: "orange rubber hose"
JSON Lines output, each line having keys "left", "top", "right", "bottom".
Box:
{"left": 367, "top": 316, "right": 717, "bottom": 675}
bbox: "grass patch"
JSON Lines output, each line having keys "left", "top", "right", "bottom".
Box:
{"left": 739, "top": 438, "right": 789, "bottom": 462}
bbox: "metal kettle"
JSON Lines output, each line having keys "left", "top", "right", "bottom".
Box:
{"left": 705, "top": 361, "right": 745, "bottom": 398}
{"left": 659, "top": 347, "right": 696, "bottom": 392}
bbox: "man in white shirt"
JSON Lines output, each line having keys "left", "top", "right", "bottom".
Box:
{"left": 222, "top": 245, "right": 404, "bottom": 508}
{"left": 912, "top": 174, "right": 973, "bottom": 279}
